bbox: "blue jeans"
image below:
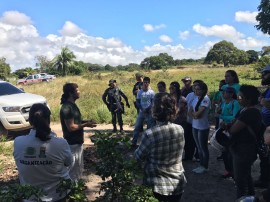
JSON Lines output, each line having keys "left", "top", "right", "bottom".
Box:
{"left": 192, "top": 128, "right": 209, "bottom": 169}
{"left": 132, "top": 111, "right": 155, "bottom": 145}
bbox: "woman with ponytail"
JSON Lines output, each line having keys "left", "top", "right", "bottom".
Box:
{"left": 14, "top": 103, "right": 73, "bottom": 202}
{"left": 188, "top": 82, "right": 211, "bottom": 174}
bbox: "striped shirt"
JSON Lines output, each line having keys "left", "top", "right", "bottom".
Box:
{"left": 134, "top": 122, "right": 186, "bottom": 195}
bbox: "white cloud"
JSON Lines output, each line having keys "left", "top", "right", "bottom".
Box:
{"left": 179, "top": 31, "right": 189, "bottom": 40}
{"left": 0, "top": 11, "right": 269, "bottom": 72}
{"left": 192, "top": 23, "right": 268, "bottom": 51}
{"left": 235, "top": 11, "right": 258, "bottom": 24}
{"left": 60, "top": 21, "right": 83, "bottom": 36}
{"left": 159, "top": 35, "right": 172, "bottom": 43}
{"left": 193, "top": 23, "right": 244, "bottom": 39}
{"left": 0, "top": 11, "right": 32, "bottom": 26}
{"left": 143, "top": 23, "right": 166, "bottom": 32}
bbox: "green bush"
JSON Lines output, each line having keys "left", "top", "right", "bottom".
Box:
{"left": 93, "top": 131, "right": 157, "bottom": 202}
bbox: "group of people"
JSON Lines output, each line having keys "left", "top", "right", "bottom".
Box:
{"left": 14, "top": 83, "right": 97, "bottom": 201}
{"left": 12, "top": 66, "right": 270, "bottom": 202}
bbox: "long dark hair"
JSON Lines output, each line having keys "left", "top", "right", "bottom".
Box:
{"left": 60, "top": 83, "right": 78, "bottom": 104}
{"left": 240, "top": 85, "right": 260, "bottom": 106}
{"left": 170, "top": 81, "right": 181, "bottom": 102}
{"left": 226, "top": 70, "right": 239, "bottom": 84}
{"left": 29, "top": 103, "right": 51, "bottom": 141}
{"left": 195, "top": 82, "right": 208, "bottom": 112}
{"left": 152, "top": 93, "right": 176, "bottom": 122}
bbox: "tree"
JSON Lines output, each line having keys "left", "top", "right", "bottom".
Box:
{"left": 35, "top": 55, "right": 51, "bottom": 72}
{"left": 255, "top": 0, "right": 270, "bottom": 35}
{"left": 246, "top": 50, "right": 259, "bottom": 63}
{"left": 261, "top": 46, "right": 270, "bottom": 56}
{"left": 255, "top": 55, "right": 270, "bottom": 72}
{"left": 204, "top": 40, "right": 242, "bottom": 67}
{"left": 140, "top": 53, "right": 174, "bottom": 70}
{"left": 52, "top": 47, "right": 76, "bottom": 76}
{"left": 13, "top": 67, "right": 36, "bottom": 78}
{"left": 0, "top": 57, "right": 11, "bottom": 80}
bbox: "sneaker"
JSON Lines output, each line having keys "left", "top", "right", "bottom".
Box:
{"left": 193, "top": 166, "right": 208, "bottom": 174}
{"left": 221, "top": 170, "right": 232, "bottom": 179}
{"left": 112, "top": 129, "right": 117, "bottom": 133}
{"left": 192, "top": 166, "right": 203, "bottom": 172}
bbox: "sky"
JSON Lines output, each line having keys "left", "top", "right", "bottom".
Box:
{"left": 0, "top": 0, "right": 268, "bottom": 71}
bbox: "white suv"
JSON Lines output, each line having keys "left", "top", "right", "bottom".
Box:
{"left": 0, "top": 81, "right": 48, "bottom": 135}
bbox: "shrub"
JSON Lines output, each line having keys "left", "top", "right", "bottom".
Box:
{"left": 93, "top": 131, "right": 157, "bottom": 202}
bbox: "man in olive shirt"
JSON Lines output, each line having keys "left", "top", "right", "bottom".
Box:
{"left": 60, "top": 83, "right": 96, "bottom": 181}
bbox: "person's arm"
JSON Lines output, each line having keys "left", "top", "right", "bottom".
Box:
{"left": 261, "top": 98, "right": 270, "bottom": 109}
{"left": 102, "top": 89, "right": 109, "bottom": 105}
{"left": 228, "top": 119, "right": 246, "bottom": 135}
{"left": 192, "top": 106, "right": 206, "bottom": 119}
{"left": 64, "top": 118, "right": 96, "bottom": 132}
{"left": 134, "top": 133, "right": 151, "bottom": 161}
{"left": 119, "top": 89, "right": 130, "bottom": 107}
{"left": 264, "top": 126, "right": 270, "bottom": 145}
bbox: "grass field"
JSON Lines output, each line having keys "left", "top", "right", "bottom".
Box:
{"left": 16, "top": 65, "right": 262, "bottom": 125}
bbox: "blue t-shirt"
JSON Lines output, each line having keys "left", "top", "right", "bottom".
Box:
{"left": 262, "top": 89, "right": 270, "bottom": 126}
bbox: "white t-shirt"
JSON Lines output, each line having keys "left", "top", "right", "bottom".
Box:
{"left": 186, "top": 92, "right": 197, "bottom": 124}
{"left": 137, "top": 88, "right": 155, "bottom": 110}
{"left": 191, "top": 95, "right": 211, "bottom": 130}
{"left": 14, "top": 129, "right": 73, "bottom": 201}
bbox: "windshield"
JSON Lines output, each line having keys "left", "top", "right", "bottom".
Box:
{"left": 0, "top": 82, "right": 25, "bottom": 96}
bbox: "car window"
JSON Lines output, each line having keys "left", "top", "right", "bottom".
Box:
{"left": 0, "top": 83, "right": 24, "bottom": 96}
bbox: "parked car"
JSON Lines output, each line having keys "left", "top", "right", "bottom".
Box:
{"left": 16, "top": 74, "right": 49, "bottom": 85}
{"left": 0, "top": 81, "right": 48, "bottom": 135}
{"left": 40, "top": 73, "right": 56, "bottom": 80}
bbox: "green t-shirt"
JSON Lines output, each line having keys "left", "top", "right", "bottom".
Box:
{"left": 60, "top": 101, "right": 84, "bottom": 145}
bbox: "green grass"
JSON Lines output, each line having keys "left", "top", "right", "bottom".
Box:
{"left": 17, "top": 65, "right": 261, "bottom": 125}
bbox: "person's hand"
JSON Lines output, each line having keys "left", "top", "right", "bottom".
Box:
{"left": 126, "top": 103, "right": 130, "bottom": 108}
{"left": 219, "top": 121, "right": 227, "bottom": 130}
{"left": 85, "top": 121, "right": 97, "bottom": 128}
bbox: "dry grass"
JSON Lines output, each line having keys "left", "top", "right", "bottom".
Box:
{"left": 16, "top": 65, "right": 261, "bottom": 124}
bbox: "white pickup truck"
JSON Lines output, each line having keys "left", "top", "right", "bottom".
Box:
{"left": 0, "top": 80, "right": 48, "bottom": 135}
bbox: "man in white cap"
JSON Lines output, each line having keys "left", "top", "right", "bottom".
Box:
{"left": 181, "top": 76, "right": 193, "bottom": 97}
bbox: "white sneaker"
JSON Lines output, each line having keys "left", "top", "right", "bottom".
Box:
{"left": 194, "top": 166, "right": 208, "bottom": 174}
{"left": 192, "top": 166, "right": 203, "bottom": 172}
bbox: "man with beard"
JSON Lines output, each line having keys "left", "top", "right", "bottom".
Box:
{"left": 60, "top": 83, "right": 97, "bottom": 181}
{"left": 256, "top": 64, "right": 270, "bottom": 188}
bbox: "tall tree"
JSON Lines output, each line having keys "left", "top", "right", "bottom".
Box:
{"left": 204, "top": 40, "right": 246, "bottom": 67}
{"left": 246, "top": 50, "right": 259, "bottom": 63}
{"left": 0, "top": 57, "right": 11, "bottom": 80}
{"left": 255, "top": 0, "right": 270, "bottom": 35}
{"left": 35, "top": 55, "right": 51, "bottom": 72}
{"left": 52, "top": 47, "right": 76, "bottom": 76}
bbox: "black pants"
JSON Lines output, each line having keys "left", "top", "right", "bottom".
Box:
{"left": 153, "top": 192, "right": 182, "bottom": 202}
{"left": 183, "top": 122, "right": 198, "bottom": 160}
{"left": 222, "top": 148, "right": 233, "bottom": 175}
{"left": 230, "top": 144, "right": 257, "bottom": 198}
{"left": 111, "top": 111, "right": 123, "bottom": 127}
{"left": 259, "top": 154, "right": 270, "bottom": 185}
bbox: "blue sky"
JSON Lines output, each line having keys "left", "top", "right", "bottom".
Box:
{"left": 0, "top": 0, "right": 267, "bottom": 71}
